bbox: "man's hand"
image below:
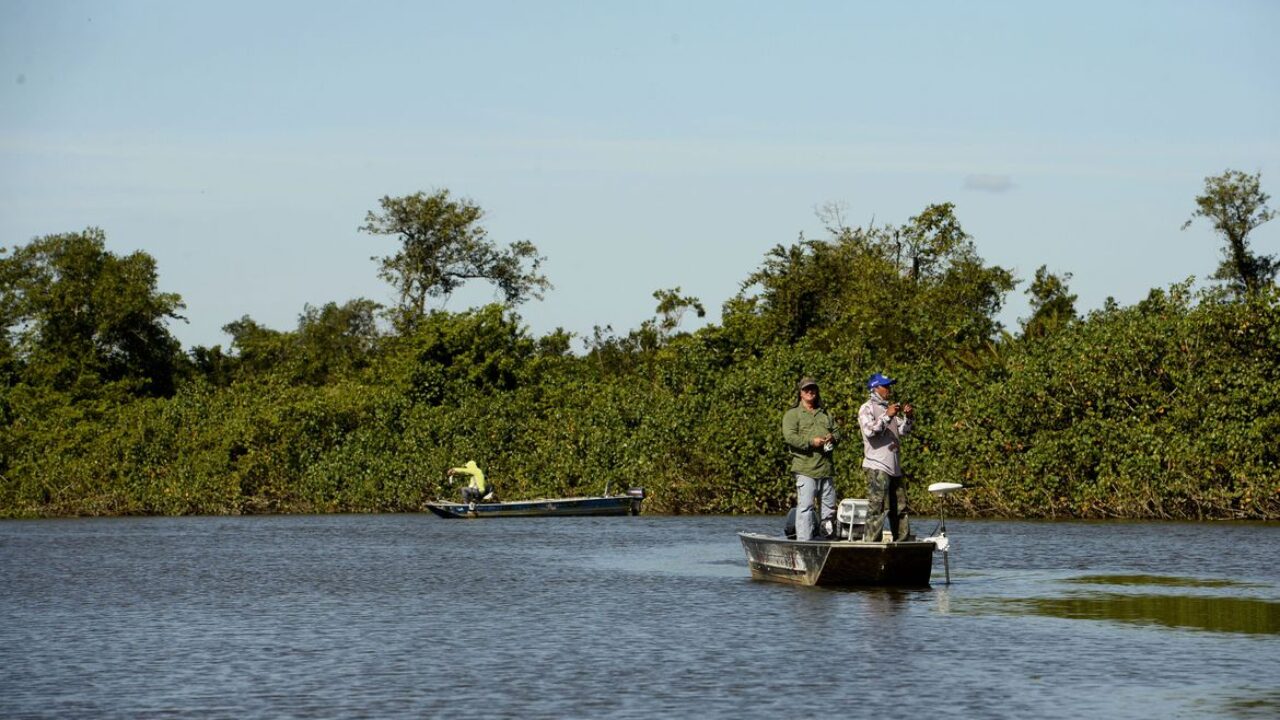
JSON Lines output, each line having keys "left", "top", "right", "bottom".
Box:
{"left": 902, "top": 403, "right": 914, "bottom": 417}
{"left": 886, "top": 403, "right": 900, "bottom": 417}
{"left": 811, "top": 437, "right": 826, "bottom": 448}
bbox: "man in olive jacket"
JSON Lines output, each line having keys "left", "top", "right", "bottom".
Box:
{"left": 782, "top": 377, "right": 840, "bottom": 541}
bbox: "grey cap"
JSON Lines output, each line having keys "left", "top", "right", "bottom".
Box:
{"left": 797, "top": 377, "right": 819, "bottom": 391}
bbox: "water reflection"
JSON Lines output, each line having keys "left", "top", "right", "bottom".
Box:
{"left": 934, "top": 586, "right": 952, "bottom": 615}
{"left": 1222, "top": 688, "right": 1280, "bottom": 719}
{"left": 976, "top": 593, "right": 1280, "bottom": 635}
{"left": 819, "top": 586, "right": 925, "bottom": 603}
{"left": 1065, "top": 574, "right": 1259, "bottom": 589}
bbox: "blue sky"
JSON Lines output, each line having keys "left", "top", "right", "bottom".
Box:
{"left": 3, "top": 0, "right": 1278, "bottom": 350}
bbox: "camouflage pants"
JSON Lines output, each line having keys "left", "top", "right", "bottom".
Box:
{"left": 862, "top": 469, "right": 910, "bottom": 542}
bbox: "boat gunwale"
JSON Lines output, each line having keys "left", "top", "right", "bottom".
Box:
{"left": 424, "top": 494, "right": 643, "bottom": 519}
{"left": 737, "top": 531, "right": 939, "bottom": 550}
{"left": 427, "top": 494, "right": 641, "bottom": 508}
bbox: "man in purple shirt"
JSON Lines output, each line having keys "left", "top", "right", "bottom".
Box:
{"left": 858, "top": 373, "right": 914, "bottom": 542}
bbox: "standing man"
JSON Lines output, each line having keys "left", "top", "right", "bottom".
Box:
{"left": 859, "top": 373, "right": 914, "bottom": 542}
{"left": 782, "top": 377, "right": 840, "bottom": 541}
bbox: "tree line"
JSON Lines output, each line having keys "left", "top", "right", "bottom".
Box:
{"left": 1, "top": 173, "right": 1276, "bottom": 519}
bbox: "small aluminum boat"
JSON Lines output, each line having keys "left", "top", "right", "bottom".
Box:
{"left": 738, "top": 532, "right": 937, "bottom": 587}
{"left": 425, "top": 488, "right": 645, "bottom": 519}
{"left": 739, "top": 482, "right": 963, "bottom": 588}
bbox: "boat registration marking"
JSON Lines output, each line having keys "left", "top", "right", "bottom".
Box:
{"left": 754, "top": 546, "right": 807, "bottom": 572}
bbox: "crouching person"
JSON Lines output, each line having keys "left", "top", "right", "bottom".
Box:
{"left": 448, "top": 460, "right": 493, "bottom": 506}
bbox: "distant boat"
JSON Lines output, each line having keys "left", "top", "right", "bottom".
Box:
{"left": 738, "top": 482, "right": 963, "bottom": 588}
{"left": 424, "top": 488, "right": 645, "bottom": 519}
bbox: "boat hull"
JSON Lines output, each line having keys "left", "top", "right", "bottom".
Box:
{"left": 425, "top": 494, "right": 642, "bottom": 519}
{"left": 738, "top": 532, "right": 935, "bottom": 587}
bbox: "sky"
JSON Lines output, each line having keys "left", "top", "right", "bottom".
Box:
{"left": 2, "top": 0, "right": 1278, "bottom": 351}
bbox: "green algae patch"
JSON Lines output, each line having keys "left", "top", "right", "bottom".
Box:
{"left": 1215, "top": 688, "right": 1280, "bottom": 719}
{"left": 1021, "top": 593, "right": 1280, "bottom": 635}
{"left": 1064, "top": 574, "right": 1258, "bottom": 589}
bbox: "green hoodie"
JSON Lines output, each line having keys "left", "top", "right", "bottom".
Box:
{"left": 782, "top": 405, "right": 838, "bottom": 477}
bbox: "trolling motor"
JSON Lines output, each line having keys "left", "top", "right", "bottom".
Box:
{"left": 925, "top": 482, "right": 964, "bottom": 584}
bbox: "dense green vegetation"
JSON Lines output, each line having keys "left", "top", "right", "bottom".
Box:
{"left": 2, "top": 178, "right": 1277, "bottom": 519}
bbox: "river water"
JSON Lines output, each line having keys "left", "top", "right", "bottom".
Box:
{"left": 2, "top": 514, "right": 1277, "bottom": 719}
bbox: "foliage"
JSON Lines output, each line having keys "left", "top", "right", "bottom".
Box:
{"left": 1021, "top": 265, "right": 1078, "bottom": 339}
{"left": 1182, "top": 169, "right": 1277, "bottom": 297}
{"left": 918, "top": 281, "right": 1279, "bottom": 519}
{"left": 583, "top": 288, "right": 707, "bottom": 358}
{"left": 359, "top": 189, "right": 551, "bottom": 329}
{"left": 729, "top": 203, "right": 1015, "bottom": 363}
{"left": 211, "top": 298, "right": 382, "bottom": 386}
{"left": 3, "top": 194, "right": 1277, "bottom": 521}
{"left": 0, "top": 228, "right": 185, "bottom": 399}
{"left": 375, "top": 304, "right": 541, "bottom": 405}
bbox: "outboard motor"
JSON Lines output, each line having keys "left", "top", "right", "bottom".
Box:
{"left": 784, "top": 507, "right": 823, "bottom": 540}
{"left": 626, "top": 487, "right": 645, "bottom": 515}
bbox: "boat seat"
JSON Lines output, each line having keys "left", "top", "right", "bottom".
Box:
{"left": 837, "top": 499, "right": 870, "bottom": 540}
{"left": 838, "top": 498, "right": 869, "bottom": 525}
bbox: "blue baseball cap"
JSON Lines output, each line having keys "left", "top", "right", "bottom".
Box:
{"left": 867, "top": 372, "right": 895, "bottom": 390}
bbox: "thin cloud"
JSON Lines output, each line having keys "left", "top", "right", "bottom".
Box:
{"left": 964, "top": 174, "right": 1015, "bottom": 192}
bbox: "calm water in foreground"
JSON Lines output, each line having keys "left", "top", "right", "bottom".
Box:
{"left": 2, "top": 514, "right": 1277, "bottom": 719}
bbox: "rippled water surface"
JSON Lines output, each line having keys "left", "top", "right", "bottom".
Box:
{"left": 2, "top": 514, "right": 1277, "bottom": 719}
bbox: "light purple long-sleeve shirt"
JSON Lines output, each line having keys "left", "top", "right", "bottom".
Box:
{"left": 858, "top": 396, "right": 912, "bottom": 476}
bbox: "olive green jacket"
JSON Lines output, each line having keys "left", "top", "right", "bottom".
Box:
{"left": 782, "top": 405, "right": 839, "bottom": 478}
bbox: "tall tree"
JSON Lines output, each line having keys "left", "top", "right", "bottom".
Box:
{"left": 1021, "top": 265, "right": 1078, "bottom": 338}
{"left": 0, "top": 228, "right": 185, "bottom": 397}
{"left": 899, "top": 202, "right": 970, "bottom": 282}
{"left": 359, "top": 190, "right": 551, "bottom": 328}
{"left": 897, "top": 204, "right": 1015, "bottom": 352}
{"left": 618, "top": 287, "right": 709, "bottom": 353}
{"left": 653, "top": 287, "right": 706, "bottom": 338}
{"left": 1182, "top": 169, "right": 1277, "bottom": 297}
{"left": 730, "top": 203, "right": 1014, "bottom": 359}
